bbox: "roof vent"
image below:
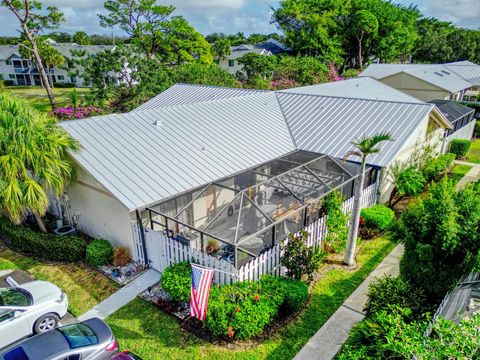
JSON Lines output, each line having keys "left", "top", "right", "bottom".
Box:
{"left": 434, "top": 71, "right": 444, "bottom": 77}
{"left": 200, "top": 145, "right": 206, "bottom": 151}
{"left": 153, "top": 120, "right": 161, "bottom": 127}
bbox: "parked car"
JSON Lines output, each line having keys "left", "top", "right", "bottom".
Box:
{"left": 0, "top": 318, "right": 118, "bottom": 360}
{"left": 0, "top": 281, "right": 69, "bottom": 349}
{"left": 111, "top": 351, "right": 143, "bottom": 360}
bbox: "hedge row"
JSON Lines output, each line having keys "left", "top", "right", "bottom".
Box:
{"left": 423, "top": 153, "right": 456, "bottom": 181}
{"left": 160, "top": 262, "right": 309, "bottom": 340}
{"left": 449, "top": 139, "right": 472, "bottom": 159}
{"left": 0, "top": 217, "right": 86, "bottom": 262}
{"left": 361, "top": 205, "right": 395, "bottom": 231}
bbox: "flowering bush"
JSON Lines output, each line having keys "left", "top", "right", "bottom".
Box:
{"left": 328, "top": 63, "right": 344, "bottom": 81}
{"left": 205, "top": 275, "right": 307, "bottom": 340}
{"left": 52, "top": 106, "right": 103, "bottom": 120}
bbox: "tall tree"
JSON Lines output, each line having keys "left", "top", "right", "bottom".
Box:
{"left": 0, "top": 93, "right": 78, "bottom": 232}
{"left": 72, "top": 31, "right": 90, "bottom": 45}
{"left": 1, "top": 0, "right": 64, "bottom": 110}
{"left": 350, "top": 10, "right": 378, "bottom": 68}
{"left": 413, "top": 18, "right": 454, "bottom": 63}
{"left": 99, "top": 0, "right": 212, "bottom": 64}
{"left": 343, "top": 133, "right": 392, "bottom": 266}
{"left": 212, "top": 38, "right": 231, "bottom": 62}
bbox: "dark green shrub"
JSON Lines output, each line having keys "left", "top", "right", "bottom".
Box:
{"left": 206, "top": 275, "right": 286, "bottom": 340}
{"left": 2, "top": 80, "right": 14, "bottom": 86}
{"left": 0, "top": 218, "right": 85, "bottom": 262}
{"left": 360, "top": 205, "right": 394, "bottom": 231}
{"left": 160, "top": 261, "right": 191, "bottom": 303}
{"left": 86, "top": 238, "right": 113, "bottom": 266}
{"left": 364, "top": 275, "right": 426, "bottom": 319}
{"left": 475, "top": 120, "right": 480, "bottom": 139}
{"left": 324, "top": 191, "right": 348, "bottom": 253}
{"left": 54, "top": 82, "right": 76, "bottom": 88}
{"left": 394, "top": 166, "right": 426, "bottom": 198}
{"left": 278, "top": 277, "right": 309, "bottom": 313}
{"left": 449, "top": 139, "right": 472, "bottom": 159}
{"left": 422, "top": 153, "right": 456, "bottom": 181}
{"left": 281, "top": 230, "right": 326, "bottom": 282}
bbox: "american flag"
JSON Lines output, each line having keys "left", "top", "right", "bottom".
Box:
{"left": 190, "top": 264, "right": 214, "bottom": 321}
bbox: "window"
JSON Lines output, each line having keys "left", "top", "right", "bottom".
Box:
{"left": 71, "top": 76, "right": 77, "bottom": 83}
{"left": 9, "top": 74, "right": 15, "bottom": 79}
{"left": 0, "top": 74, "right": 3, "bottom": 80}
{"left": 228, "top": 60, "right": 235, "bottom": 67}
{"left": 58, "top": 75, "right": 65, "bottom": 81}
{"left": 0, "top": 288, "right": 32, "bottom": 306}
{"left": 0, "top": 309, "right": 14, "bottom": 323}
{"left": 13, "top": 60, "right": 22, "bottom": 68}
{"left": 6, "top": 60, "right": 11, "bottom": 65}
{"left": 58, "top": 323, "right": 98, "bottom": 349}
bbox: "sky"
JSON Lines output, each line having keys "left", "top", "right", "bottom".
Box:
{"left": 0, "top": 0, "right": 479, "bottom": 37}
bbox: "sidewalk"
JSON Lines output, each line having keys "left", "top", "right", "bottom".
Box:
{"left": 79, "top": 268, "right": 159, "bottom": 321}
{"left": 455, "top": 160, "right": 480, "bottom": 190}
{"left": 294, "top": 244, "right": 404, "bottom": 360}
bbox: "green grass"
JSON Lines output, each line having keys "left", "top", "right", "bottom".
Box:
{"left": 3, "top": 86, "right": 90, "bottom": 112}
{"left": 449, "top": 164, "right": 473, "bottom": 183}
{"left": 466, "top": 139, "right": 480, "bottom": 164}
{"left": 0, "top": 245, "right": 118, "bottom": 316}
{"left": 106, "top": 237, "right": 396, "bottom": 360}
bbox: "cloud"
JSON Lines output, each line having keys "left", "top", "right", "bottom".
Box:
{"left": 417, "top": 0, "right": 480, "bottom": 29}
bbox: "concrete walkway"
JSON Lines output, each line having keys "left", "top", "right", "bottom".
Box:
{"left": 454, "top": 160, "right": 480, "bottom": 190}
{"left": 79, "top": 268, "right": 159, "bottom": 321}
{"left": 294, "top": 244, "right": 404, "bottom": 360}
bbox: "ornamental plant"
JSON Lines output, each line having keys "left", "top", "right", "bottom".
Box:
{"left": 449, "top": 139, "right": 472, "bottom": 159}
{"left": 324, "top": 191, "right": 348, "bottom": 253}
{"left": 390, "top": 165, "right": 426, "bottom": 206}
{"left": 52, "top": 106, "right": 103, "bottom": 120}
{"left": 422, "top": 153, "right": 455, "bottom": 181}
{"left": 360, "top": 205, "right": 394, "bottom": 232}
{"left": 281, "top": 230, "right": 326, "bottom": 282}
{"left": 86, "top": 238, "right": 113, "bottom": 266}
{"left": 160, "top": 261, "right": 191, "bottom": 303}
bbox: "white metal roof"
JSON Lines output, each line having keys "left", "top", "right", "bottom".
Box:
{"left": 64, "top": 83, "right": 451, "bottom": 210}
{"left": 445, "top": 65, "right": 480, "bottom": 86}
{"left": 276, "top": 92, "right": 436, "bottom": 168}
{"left": 133, "top": 83, "right": 266, "bottom": 112}
{"left": 61, "top": 92, "right": 294, "bottom": 210}
{"left": 281, "top": 77, "right": 424, "bottom": 103}
{"left": 0, "top": 44, "right": 113, "bottom": 60}
{"left": 360, "top": 64, "right": 472, "bottom": 93}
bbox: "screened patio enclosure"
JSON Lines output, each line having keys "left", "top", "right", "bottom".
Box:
{"left": 142, "top": 150, "right": 375, "bottom": 268}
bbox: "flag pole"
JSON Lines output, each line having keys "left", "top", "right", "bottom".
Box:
{"left": 191, "top": 263, "right": 239, "bottom": 278}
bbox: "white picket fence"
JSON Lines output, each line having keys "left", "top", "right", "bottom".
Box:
{"left": 133, "top": 183, "right": 377, "bottom": 284}
{"left": 236, "top": 183, "right": 377, "bottom": 282}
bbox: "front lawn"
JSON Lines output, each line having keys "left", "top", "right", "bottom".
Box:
{"left": 0, "top": 244, "right": 118, "bottom": 316}
{"left": 450, "top": 164, "right": 472, "bottom": 183}
{"left": 3, "top": 86, "right": 90, "bottom": 112}
{"left": 466, "top": 139, "right": 480, "bottom": 164}
{"left": 106, "top": 237, "right": 395, "bottom": 360}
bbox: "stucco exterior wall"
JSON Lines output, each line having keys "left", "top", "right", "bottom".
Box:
{"left": 378, "top": 112, "right": 447, "bottom": 203}
{"left": 51, "top": 168, "right": 137, "bottom": 258}
{"left": 379, "top": 73, "right": 453, "bottom": 102}
{"left": 445, "top": 120, "right": 475, "bottom": 146}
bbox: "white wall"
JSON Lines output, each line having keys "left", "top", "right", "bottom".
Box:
{"left": 218, "top": 58, "right": 244, "bottom": 75}
{"left": 445, "top": 120, "right": 475, "bottom": 146}
{"left": 380, "top": 73, "right": 453, "bottom": 102}
{"left": 51, "top": 168, "right": 137, "bottom": 259}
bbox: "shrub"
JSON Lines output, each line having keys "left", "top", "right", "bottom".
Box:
{"left": 2, "top": 80, "right": 14, "bottom": 86}
{"left": 161, "top": 261, "right": 191, "bottom": 303}
{"left": 113, "top": 246, "right": 130, "bottom": 267}
{"left": 205, "top": 239, "right": 220, "bottom": 256}
{"left": 475, "top": 120, "right": 480, "bottom": 139}
{"left": 0, "top": 218, "right": 85, "bottom": 262}
{"left": 360, "top": 205, "right": 394, "bottom": 231}
{"left": 54, "top": 82, "right": 76, "bottom": 88}
{"left": 394, "top": 166, "right": 426, "bottom": 198}
{"left": 324, "top": 191, "right": 348, "bottom": 253}
{"left": 278, "top": 277, "right": 309, "bottom": 313}
{"left": 281, "top": 230, "right": 326, "bottom": 282}
{"left": 449, "top": 139, "right": 472, "bottom": 159}
{"left": 422, "top": 153, "right": 456, "bottom": 181}
{"left": 206, "top": 275, "right": 286, "bottom": 340}
{"left": 86, "top": 239, "right": 113, "bottom": 266}
{"left": 364, "top": 275, "right": 426, "bottom": 319}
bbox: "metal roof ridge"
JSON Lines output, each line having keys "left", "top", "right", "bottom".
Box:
{"left": 275, "top": 89, "right": 432, "bottom": 107}
{"left": 174, "top": 82, "right": 271, "bottom": 93}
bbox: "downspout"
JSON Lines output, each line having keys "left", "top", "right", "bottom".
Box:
{"left": 136, "top": 210, "right": 149, "bottom": 268}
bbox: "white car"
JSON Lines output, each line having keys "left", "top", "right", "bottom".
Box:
{"left": 0, "top": 281, "right": 69, "bottom": 349}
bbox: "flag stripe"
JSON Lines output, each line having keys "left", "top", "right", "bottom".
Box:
{"left": 190, "top": 264, "right": 214, "bottom": 321}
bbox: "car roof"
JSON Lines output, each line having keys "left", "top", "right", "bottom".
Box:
{"left": 1, "top": 329, "right": 70, "bottom": 360}
{"left": 82, "top": 318, "right": 113, "bottom": 344}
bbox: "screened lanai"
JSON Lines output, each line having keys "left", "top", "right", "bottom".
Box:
{"left": 142, "top": 150, "right": 375, "bottom": 268}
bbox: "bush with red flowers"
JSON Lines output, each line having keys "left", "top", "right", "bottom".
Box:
{"left": 205, "top": 275, "right": 307, "bottom": 340}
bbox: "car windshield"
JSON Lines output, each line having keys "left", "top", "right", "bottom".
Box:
{"left": 4, "top": 347, "right": 29, "bottom": 360}
{"left": 57, "top": 323, "right": 98, "bottom": 349}
{"left": 0, "top": 288, "right": 31, "bottom": 307}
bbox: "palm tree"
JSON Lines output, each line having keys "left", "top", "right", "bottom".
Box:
{"left": 0, "top": 93, "right": 79, "bottom": 232}
{"left": 343, "top": 132, "right": 392, "bottom": 266}
{"left": 72, "top": 31, "right": 90, "bottom": 45}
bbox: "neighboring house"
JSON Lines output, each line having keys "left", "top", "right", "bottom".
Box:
{"left": 0, "top": 39, "right": 114, "bottom": 87}
{"left": 359, "top": 63, "right": 472, "bottom": 102}
{"left": 428, "top": 99, "right": 476, "bottom": 147}
{"left": 445, "top": 61, "right": 480, "bottom": 100}
{"left": 216, "top": 39, "right": 290, "bottom": 75}
{"left": 433, "top": 273, "right": 480, "bottom": 323}
{"left": 53, "top": 80, "right": 451, "bottom": 259}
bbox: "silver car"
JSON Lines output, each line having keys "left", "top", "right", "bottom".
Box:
{"left": 0, "top": 318, "right": 119, "bottom": 360}
{"left": 0, "top": 281, "right": 69, "bottom": 349}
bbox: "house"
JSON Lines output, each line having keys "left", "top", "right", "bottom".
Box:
{"left": 444, "top": 61, "right": 480, "bottom": 100}
{"left": 359, "top": 63, "right": 472, "bottom": 102}
{"left": 216, "top": 39, "right": 290, "bottom": 75}
{"left": 53, "top": 79, "right": 452, "bottom": 263}
{"left": 0, "top": 40, "right": 114, "bottom": 87}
